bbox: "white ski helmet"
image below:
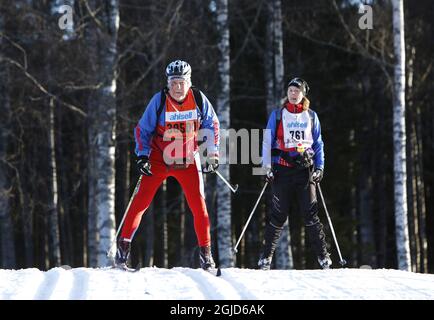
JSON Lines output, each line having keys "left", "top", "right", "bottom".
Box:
{"left": 165, "top": 60, "right": 192, "bottom": 81}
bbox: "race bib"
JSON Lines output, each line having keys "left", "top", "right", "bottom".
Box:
{"left": 162, "top": 90, "right": 199, "bottom": 163}
{"left": 281, "top": 109, "right": 313, "bottom": 149}
{"left": 164, "top": 91, "right": 198, "bottom": 141}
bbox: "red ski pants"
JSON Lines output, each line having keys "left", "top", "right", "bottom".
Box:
{"left": 120, "top": 151, "right": 210, "bottom": 247}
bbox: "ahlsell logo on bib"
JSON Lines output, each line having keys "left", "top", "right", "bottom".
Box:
{"left": 286, "top": 121, "right": 308, "bottom": 129}
{"left": 167, "top": 110, "right": 197, "bottom": 122}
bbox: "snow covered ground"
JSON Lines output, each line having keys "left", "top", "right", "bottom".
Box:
{"left": 1, "top": 267, "right": 434, "bottom": 300}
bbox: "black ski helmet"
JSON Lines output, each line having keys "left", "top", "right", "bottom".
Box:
{"left": 165, "top": 60, "right": 192, "bottom": 79}
{"left": 287, "top": 77, "right": 309, "bottom": 96}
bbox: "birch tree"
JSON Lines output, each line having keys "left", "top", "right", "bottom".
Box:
{"left": 392, "top": 0, "right": 411, "bottom": 271}
{"left": 264, "top": 0, "right": 293, "bottom": 269}
{"left": 215, "top": 0, "right": 233, "bottom": 267}
{"left": 86, "top": 0, "right": 119, "bottom": 267}
{"left": 47, "top": 97, "right": 61, "bottom": 266}
{"left": 265, "top": 0, "right": 284, "bottom": 114}
{"left": 406, "top": 45, "right": 428, "bottom": 273}
{"left": 44, "top": 0, "right": 76, "bottom": 267}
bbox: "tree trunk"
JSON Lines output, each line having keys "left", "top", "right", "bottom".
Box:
{"left": 86, "top": 1, "right": 99, "bottom": 267}
{"left": 299, "top": 224, "right": 306, "bottom": 269}
{"left": 178, "top": 190, "right": 186, "bottom": 265}
{"left": 392, "top": 0, "right": 411, "bottom": 271}
{"left": 265, "top": 0, "right": 291, "bottom": 269}
{"left": 182, "top": 205, "right": 197, "bottom": 267}
{"left": 154, "top": 181, "right": 168, "bottom": 268}
{"left": 19, "top": 170, "right": 34, "bottom": 267}
{"left": 358, "top": 164, "right": 376, "bottom": 267}
{"left": 86, "top": 0, "right": 119, "bottom": 267}
{"left": 150, "top": 6, "right": 168, "bottom": 268}
{"left": 0, "top": 16, "right": 16, "bottom": 267}
{"left": 415, "top": 105, "right": 428, "bottom": 272}
{"left": 406, "top": 45, "right": 419, "bottom": 272}
{"left": 215, "top": 0, "right": 233, "bottom": 267}
{"left": 265, "top": 0, "right": 285, "bottom": 114}
{"left": 204, "top": 174, "right": 217, "bottom": 264}
{"left": 377, "top": 131, "right": 388, "bottom": 268}
{"left": 48, "top": 98, "right": 62, "bottom": 267}
{"left": 272, "top": 0, "right": 284, "bottom": 107}
{"left": 346, "top": 123, "right": 358, "bottom": 267}
{"left": 348, "top": 160, "right": 359, "bottom": 267}
{"left": 55, "top": 105, "right": 73, "bottom": 266}
{"left": 142, "top": 204, "right": 154, "bottom": 267}
{"left": 265, "top": 1, "right": 275, "bottom": 115}
{"left": 167, "top": 179, "right": 182, "bottom": 267}
{"left": 406, "top": 45, "right": 428, "bottom": 272}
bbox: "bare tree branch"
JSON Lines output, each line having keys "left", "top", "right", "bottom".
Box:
{"left": 0, "top": 32, "right": 28, "bottom": 69}
{"left": 1, "top": 55, "right": 87, "bottom": 117}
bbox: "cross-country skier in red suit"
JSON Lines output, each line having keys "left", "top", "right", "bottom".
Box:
{"left": 115, "top": 60, "right": 220, "bottom": 270}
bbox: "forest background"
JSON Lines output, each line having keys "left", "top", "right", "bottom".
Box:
{"left": 0, "top": 0, "right": 433, "bottom": 273}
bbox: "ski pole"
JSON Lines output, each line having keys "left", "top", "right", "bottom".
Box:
{"left": 233, "top": 181, "right": 268, "bottom": 253}
{"left": 317, "top": 183, "right": 347, "bottom": 266}
{"left": 106, "top": 175, "right": 143, "bottom": 260}
{"left": 215, "top": 170, "right": 239, "bottom": 193}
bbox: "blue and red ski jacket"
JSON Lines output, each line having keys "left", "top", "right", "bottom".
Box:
{"left": 262, "top": 103, "right": 325, "bottom": 170}
{"left": 134, "top": 89, "right": 220, "bottom": 158}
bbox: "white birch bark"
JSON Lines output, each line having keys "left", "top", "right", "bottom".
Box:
{"left": 272, "top": 0, "right": 284, "bottom": 107}
{"left": 86, "top": 0, "right": 119, "bottom": 267}
{"left": 216, "top": 0, "right": 233, "bottom": 267}
{"left": 48, "top": 98, "right": 61, "bottom": 266}
{"left": 392, "top": 0, "right": 411, "bottom": 271}
{"left": 265, "top": 0, "right": 285, "bottom": 113}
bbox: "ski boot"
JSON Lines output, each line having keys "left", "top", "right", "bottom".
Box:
{"left": 115, "top": 238, "right": 131, "bottom": 268}
{"left": 257, "top": 255, "right": 272, "bottom": 270}
{"left": 318, "top": 253, "right": 332, "bottom": 269}
{"left": 199, "top": 246, "right": 216, "bottom": 270}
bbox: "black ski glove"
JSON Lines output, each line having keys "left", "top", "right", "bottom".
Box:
{"left": 311, "top": 168, "right": 323, "bottom": 183}
{"left": 137, "top": 155, "right": 152, "bottom": 176}
{"left": 295, "top": 149, "right": 315, "bottom": 168}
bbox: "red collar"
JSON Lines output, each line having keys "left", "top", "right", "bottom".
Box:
{"left": 285, "top": 102, "right": 303, "bottom": 113}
